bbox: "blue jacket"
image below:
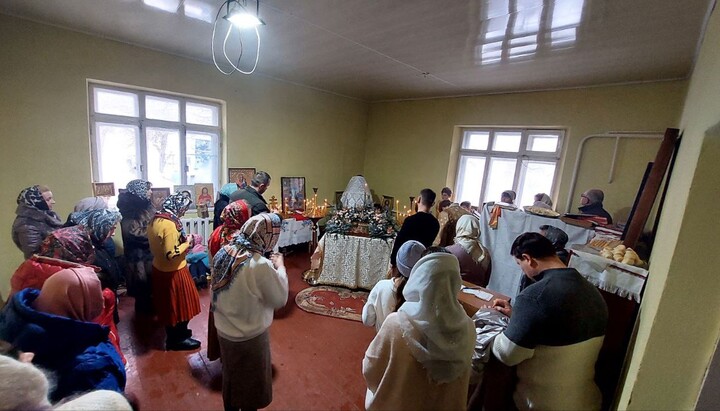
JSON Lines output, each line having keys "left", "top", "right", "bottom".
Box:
{"left": 0, "top": 289, "right": 126, "bottom": 402}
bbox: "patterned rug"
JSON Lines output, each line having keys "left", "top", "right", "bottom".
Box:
{"left": 295, "top": 285, "right": 369, "bottom": 322}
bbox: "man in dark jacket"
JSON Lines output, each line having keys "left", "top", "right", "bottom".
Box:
{"left": 390, "top": 188, "right": 440, "bottom": 267}
{"left": 579, "top": 188, "right": 613, "bottom": 224}
{"left": 229, "top": 171, "right": 271, "bottom": 216}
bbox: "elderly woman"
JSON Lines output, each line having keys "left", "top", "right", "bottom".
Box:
{"left": 446, "top": 215, "right": 492, "bottom": 287}
{"left": 208, "top": 200, "right": 252, "bottom": 258}
{"left": 147, "top": 192, "right": 201, "bottom": 351}
{"left": 67, "top": 209, "right": 123, "bottom": 291}
{"left": 117, "top": 179, "right": 155, "bottom": 314}
{"left": 206, "top": 199, "right": 252, "bottom": 361}
{"left": 9, "top": 225, "right": 125, "bottom": 362}
{"left": 363, "top": 252, "right": 475, "bottom": 410}
{"left": 213, "top": 183, "right": 239, "bottom": 229}
{"left": 73, "top": 196, "right": 108, "bottom": 212}
{"left": 10, "top": 225, "right": 94, "bottom": 296}
{"left": 12, "top": 185, "right": 64, "bottom": 259}
{"left": 0, "top": 267, "right": 126, "bottom": 402}
{"left": 212, "top": 213, "right": 288, "bottom": 411}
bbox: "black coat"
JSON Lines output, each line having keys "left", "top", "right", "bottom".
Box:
{"left": 229, "top": 186, "right": 269, "bottom": 216}
{"left": 213, "top": 194, "right": 230, "bottom": 229}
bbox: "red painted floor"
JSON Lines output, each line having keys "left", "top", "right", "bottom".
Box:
{"left": 119, "top": 252, "right": 376, "bottom": 410}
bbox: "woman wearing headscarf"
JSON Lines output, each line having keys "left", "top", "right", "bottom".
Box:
{"left": 446, "top": 215, "right": 493, "bottom": 287}
{"left": 9, "top": 225, "right": 126, "bottom": 363}
{"left": 206, "top": 199, "right": 252, "bottom": 361}
{"left": 147, "top": 192, "right": 201, "bottom": 351}
{"left": 12, "top": 185, "right": 64, "bottom": 259}
{"left": 212, "top": 213, "right": 288, "bottom": 411}
{"left": 363, "top": 252, "right": 475, "bottom": 411}
{"left": 66, "top": 196, "right": 116, "bottom": 255}
{"left": 0, "top": 267, "right": 126, "bottom": 402}
{"left": 67, "top": 209, "right": 123, "bottom": 290}
{"left": 362, "top": 240, "right": 425, "bottom": 332}
{"left": 213, "top": 183, "right": 239, "bottom": 229}
{"left": 73, "top": 196, "right": 109, "bottom": 212}
{"left": 117, "top": 179, "right": 155, "bottom": 314}
{"left": 9, "top": 225, "right": 95, "bottom": 297}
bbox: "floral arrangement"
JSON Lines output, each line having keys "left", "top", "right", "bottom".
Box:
{"left": 325, "top": 207, "right": 399, "bottom": 239}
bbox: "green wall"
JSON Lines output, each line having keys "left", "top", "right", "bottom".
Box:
{"left": 0, "top": 14, "right": 368, "bottom": 299}
{"left": 363, "top": 82, "right": 686, "bottom": 217}
{"left": 3, "top": 8, "right": 720, "bottom": 409}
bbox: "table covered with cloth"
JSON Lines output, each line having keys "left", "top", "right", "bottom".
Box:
{"left": 568, "top": 248, "right": 648, "bottom": 303}
{"left": 479, "top": 206, "right": 594, "bottom": 299}
{"left": 274, "top": 218, "right": 313, "bottom": 251}
{"left": 314, "top": 234, "right": 394, "bottom": 290}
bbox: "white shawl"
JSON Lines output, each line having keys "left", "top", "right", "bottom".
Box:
{"left": 398, "top": 253, "right": 475, "bottom": 383}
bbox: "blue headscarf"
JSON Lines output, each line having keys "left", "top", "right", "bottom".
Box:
{"left": 219, "top": 183, "right": 238, "bottom": 198}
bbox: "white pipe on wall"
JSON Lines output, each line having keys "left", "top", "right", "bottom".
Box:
{"left": 565, "top": 131, "right": 664, "bottom": 213}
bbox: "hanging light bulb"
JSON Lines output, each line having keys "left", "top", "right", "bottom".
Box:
{"left": 212, "top": 0, "right": 264, "bottom": 75}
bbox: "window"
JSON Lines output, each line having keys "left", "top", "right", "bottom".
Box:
{"left": 89, "top": 83, "right": 222, "bottom": 194}
{"left": 455, "top": 128, "right": 564, "bottom": 207}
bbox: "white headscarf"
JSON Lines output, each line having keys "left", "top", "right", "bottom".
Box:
{"left": 397, "top": 253, "right": 475, "bottom": 383}
{"left": 340, "top": 175, "right": 373, "bottom": 209}
{"left": 454, "top": 215, "right": 486, "bottom": 264}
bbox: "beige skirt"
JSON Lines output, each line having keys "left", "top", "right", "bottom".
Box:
{"left": 218, "top": 331, "right": 272, "bottom": 409}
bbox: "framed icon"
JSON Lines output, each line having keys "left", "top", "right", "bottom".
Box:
{"left": 281, "top": 177, "right": 306, "bottom": 213}
{"left": 92, "top": 182, "right": 115, "bottom": 197}
{"left": 228, "top": 167, "right": 256, "bottom": 189}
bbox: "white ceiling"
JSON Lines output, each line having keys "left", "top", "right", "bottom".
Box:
{"left": 0, "top": 0, "right": 713, "bottom": 101}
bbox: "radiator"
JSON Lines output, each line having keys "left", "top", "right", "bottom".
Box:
{"left": 181, "top": 217, "right": 212, "bottom": 245}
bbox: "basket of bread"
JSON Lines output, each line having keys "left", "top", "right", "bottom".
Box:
{"left": 599, "top": 244, "right": 645, "bottom": 267}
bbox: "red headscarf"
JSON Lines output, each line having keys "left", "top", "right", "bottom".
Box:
{"left": 219, "top": 200, "right": 251, "bottom": 246}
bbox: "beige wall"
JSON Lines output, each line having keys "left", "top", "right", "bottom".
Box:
{"left": 2, "top": 9, "right": 718, "bottom": 409}
{"left": 363, "top": 82, "right": 686, "bottom": 218}
{"left": 0, "top": 14, "right": 368, "bottom": 299}
{"left": 618, "top": 4, "right": 720, "bottom": 409}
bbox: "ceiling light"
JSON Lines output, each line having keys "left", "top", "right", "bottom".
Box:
{"left": 211, "top": 0, "right": 264, "bottom": 75}
{"left": 225, "top": 10, "right": 264, "bottom": 28}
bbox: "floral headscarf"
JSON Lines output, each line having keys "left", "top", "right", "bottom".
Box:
{"left": 38, "top": 225, "right": 95, "bottom": 264}
{"left": 219, "top": 200, "right": 251, "bottom": 245}
{"left": 161, "top": 192, "right": 192, "bottom": 216}
{"left": 69, "top": 209, "right": 122, "bottom": 245}
{"left": 154, "top": 192, "right": 192, "bottom": 242}
{"left": 17, "top": 185, "right": 49, "bottom": 211}
{"left": 211, "top": 213, "right": 282, "bottom": 299}
{"left": 126, "top": 179, "right": 152, "bottom": 200}
{"left": 219, "top": 183, "right": 239, "bottom": 198}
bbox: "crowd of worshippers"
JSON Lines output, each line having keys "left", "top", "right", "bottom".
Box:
{"left": 2, "top": 177, "right": 611, "bottom": 410}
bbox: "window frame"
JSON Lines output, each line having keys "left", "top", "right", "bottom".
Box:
{"left": 455, "top": 127, "right": 565, "bottom": 206}
{"left": 88, "top": 82, "right": 223, "bottom": 191}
